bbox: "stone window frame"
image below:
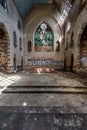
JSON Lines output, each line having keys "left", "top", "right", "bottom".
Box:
{"left": 34, "top": 22, "right": 54, "bottom": 52}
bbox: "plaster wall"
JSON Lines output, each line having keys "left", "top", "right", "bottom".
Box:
{"left": 0, "top": 0, "right": 24, "bottom": 72}
{"left": 24, "top": 5, "right": 64, "bottom": 69}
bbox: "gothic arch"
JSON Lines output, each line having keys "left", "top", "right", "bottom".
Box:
{"left": 74, "top": 23, "right": 87, "bottom": 73}
{"left": 73, "top": 7, "right": 87, "bottom": 73}
{"left": 34, "top": 22, "right": 54, "bottom": 52}
{"left": 0, "top": 22, "right": 10, "bottom": 72}
{"left": 80, "top": 24, "right": 87, "bottom": 70}
{"left": 77, "top": 23, "right": 87, "bottom": 46}
{"left": 34, "top": 21, "right": 54, "bottom": 38}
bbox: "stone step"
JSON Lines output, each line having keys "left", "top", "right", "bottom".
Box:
{"left": 2, "top": 85, "right": 87, "bottom": 94}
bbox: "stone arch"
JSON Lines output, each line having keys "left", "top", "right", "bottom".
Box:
{"left": 25, "top": 13, "right": 62, "bottom": 35}
{"left": 34, "top": 22, "right": 54, "bottom": 52}
{"left": 79, "top": 24, "right": 87, "bottom": 72}
{"left": 34, "top": 21, "right": 54, "bottom": 38}
{"left": 73, "top": 7, "right": 87, "bottom": 73}
{"left": 25, "top": 15, "right": 62, "bottom": 52}
{"left": 0, "top": 22, "right": 10, "bottom": 72}
{"left": 77, "top": 23, "right": 87, "bottom": 46}
{"left": 75, "top": 23, "right": 87, "bottom": 72}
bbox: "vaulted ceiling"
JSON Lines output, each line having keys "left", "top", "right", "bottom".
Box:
{"left": 14, "top": 0, "right": 50, "bottom": 19}
{"left": 13, "top": 0, "right": 84, "bottom": 21}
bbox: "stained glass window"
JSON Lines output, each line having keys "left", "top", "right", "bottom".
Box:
{"left": 35, "top": 23, "right": 53, "bottom": 47}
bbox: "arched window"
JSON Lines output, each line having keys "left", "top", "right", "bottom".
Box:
{"left": 13, "top": 31, "right": 17, "bottom": 47}
{"left": 56, "top": 41, "right": 60, "bottom": 51}
{"left": 34, "top": 22, "right": 53, "bottom": 52}
{"left": 1, "top": 0, "right": 8, "bottom": 13}
{"left": 19, "top": 37, "right": 22, "bottom": 50}
{"left": 28, "top": 41, "right": 32, "bottom": 52}
{"left": 17, "top": 20, "right": 21, "bottom": 30}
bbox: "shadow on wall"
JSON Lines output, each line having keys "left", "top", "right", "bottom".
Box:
{"left": 0, "top": 23, "right": 10, "bottom": 72}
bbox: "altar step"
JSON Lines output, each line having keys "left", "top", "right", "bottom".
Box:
{"left": 2, "top": 85, "right": 87, "bottom": 94}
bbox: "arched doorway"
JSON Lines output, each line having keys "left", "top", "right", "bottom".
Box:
{"left": 0, "top": 23, "right": 10, "bottom": 72}
{"left": 34, "top": 22, "right": 54, "bottom": 52}
{"left": 80, "top": 25, "right": 87, "bottom": 72}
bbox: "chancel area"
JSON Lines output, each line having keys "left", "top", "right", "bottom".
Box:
{"left": 0, "top": 1, "right": 87, "bottom": 129}
{"left": 0, "top": 0, "right": 87, "bottom": 74}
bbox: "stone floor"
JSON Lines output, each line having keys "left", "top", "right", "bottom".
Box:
{"left": 0, "top": 71, "right": 87, "bottom": 108}
{"left": 0, "top": 71, "right": 87, "bottom": 87}
{"left": 0, "top": 71, "right": 87, "bottom": 130}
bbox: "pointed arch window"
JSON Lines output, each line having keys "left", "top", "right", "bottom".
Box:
{"left": 56, "top": 41, "right": 60, "bottom": 51}
{"left": 28, "top": 41, "right": 32, "bottom": 52}
{"left": 17, "top": 20, "right": 21, "bottom": 30}
{"left": 34, "top": 22, "right": 53, "bottom": 52}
